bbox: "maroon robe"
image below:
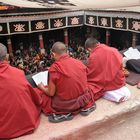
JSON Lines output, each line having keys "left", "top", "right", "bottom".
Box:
{"left": 87, "top": 44, "right": 125, "bottom": 100}
{"left": 0, "top": 61, "right": 42, "bottom": 139}
{"left": 42, "top": 54, "right": 94, "bottom": 115}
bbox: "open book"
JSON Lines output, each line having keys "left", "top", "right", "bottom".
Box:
{"left": 32, "top": 71, "right": 48, "bottom": 86}
{"left": 124, "top": 47, "right": 140, "bottom": 59}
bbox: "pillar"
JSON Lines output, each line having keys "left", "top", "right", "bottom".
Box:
{"left": 64, "top": 29, "right": 68, "bottom": 47}
{"left": 7, "top": 37, "right": 13, "bottom": 56}
{"left": 39, "top": 34, "right": 45, "bottom": 54}
{"left": 106, "top": 29, "right": 110, "bottom": 46}
{"left": 132, "top": 32, "right": 137, "bottom": 48}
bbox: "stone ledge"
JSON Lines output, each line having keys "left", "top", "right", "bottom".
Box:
{"left": 13, "top": 85, "right": 140, "bottom": 140}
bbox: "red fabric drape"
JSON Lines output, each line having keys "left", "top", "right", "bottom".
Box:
{"left": 0, "top": 61, "right": 42, "bottom": 139}
{"left": 42, "top": 55, "right": 94, "bottom": 115}
{"left": 87, "top": 44, "right": 125, "bottom": 100}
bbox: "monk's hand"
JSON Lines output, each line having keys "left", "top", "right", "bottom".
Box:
{"left": 37, "top": 82, "right": 45, "bottom": 90}
{"left": 37, "top": 82, "right": 48, "bottom": 94}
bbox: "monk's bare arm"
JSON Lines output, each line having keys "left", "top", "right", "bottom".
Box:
{"left": 47, "top": 79, "right": 56, "bottom": 96}
{"left": 38, "top": 80, "right": 56, "bottom": 97}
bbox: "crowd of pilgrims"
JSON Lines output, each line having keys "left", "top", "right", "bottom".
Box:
{"left": 9, "top": 44, "right": 89, "bottom": 75}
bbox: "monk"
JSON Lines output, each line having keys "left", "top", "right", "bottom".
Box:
{"left": 0, "top": 43, "right": 42, "bottom": 139}
{"left": 38, "top": 42, "right": 95, "bottom": 123}
{"left": 85, "top": 37, "right": 131, "bottom": 102}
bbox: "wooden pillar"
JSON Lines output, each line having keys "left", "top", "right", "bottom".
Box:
{"left": 132, "top": 32, "right": 137, "bottom": 48}
{"left": 7, "top": 37, "right": 13, "bottom": 55}
{"left": 106, "top": 29, "right": 110, "bottom": 46}
{"left": 39, "top": 34, "right": 45, "bottom": 54}
{"left": 64, "top": 29, "right": 68, "bottom": 47}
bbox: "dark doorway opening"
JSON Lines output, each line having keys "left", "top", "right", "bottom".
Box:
{"left": 110, "top": 29, "right": 132, "bottom": 50}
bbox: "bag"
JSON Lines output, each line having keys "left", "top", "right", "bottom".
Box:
{"left": 126, "top": 59, "right": 140, "bottom": 74}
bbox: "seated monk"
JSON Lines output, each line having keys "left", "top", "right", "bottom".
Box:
{"left": 85, "top": 37, "right": 131, "bottom": 103}
{"left": 0, "top": 43, "right": 42, "bottom": 139}
{"left": 38, "top": 42, "right": 95, "bottom": 123}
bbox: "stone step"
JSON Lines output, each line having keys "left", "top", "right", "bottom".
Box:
{"left": 13, "top": 85, "right": 140, "bottom": 140}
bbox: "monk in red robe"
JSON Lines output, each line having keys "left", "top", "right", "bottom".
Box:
{"left": 38, "top": 42, "right": 95, "bottom": 123}
{"left": 85, "top": 37, "right": 127, "bottom": 101}
{"left": 0, "top": 43, "right": 42, "bottom": 139}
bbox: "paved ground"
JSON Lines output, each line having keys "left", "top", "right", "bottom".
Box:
{"left": 13, "top": 84, "right": 140, "bottom": 140}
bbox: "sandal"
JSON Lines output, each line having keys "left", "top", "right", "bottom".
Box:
{"left": 80, "top": 103, "right": 96, "bottom": 116}
{"left": 48, "top": 113, "right": 74, "bottom": 123}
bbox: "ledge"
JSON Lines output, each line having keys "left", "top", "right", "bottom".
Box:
{"left": 13, "top": 84, "right": 140, "bottom": 140}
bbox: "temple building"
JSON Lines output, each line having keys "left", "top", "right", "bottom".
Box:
{"left": 0, "top": 1, "right": 140, "bottom": 54}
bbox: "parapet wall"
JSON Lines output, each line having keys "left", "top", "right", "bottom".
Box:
{"left": 13, "top": 84, "right": 140, "bottom": 140}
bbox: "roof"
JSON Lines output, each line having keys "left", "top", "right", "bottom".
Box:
{"left": 0, "top": 1, "right": 140, "bottom": 35}
{"left": 106, "top": 6, "right": 140, "bottom": 13}
{"left": 0, "top": 0, "right": 140, "bottom": 13}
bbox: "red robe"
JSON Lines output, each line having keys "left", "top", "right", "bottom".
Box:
{"left": 0, "top": 61, "right": 42, "bottom": 139}
{"left": 42, "top": 54, "right": 94, "bottom": 115}
{"left": 87, "top": 44, "right": 125, "bottom": 100}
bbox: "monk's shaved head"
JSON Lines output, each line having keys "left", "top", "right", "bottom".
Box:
{"left": 0, "top": 43, "right": 7, "bottom": 61}
{"left": 85, "top": 37, "right": 99, "bottom": 49}
{"left": 51, "top": 42, "right": 67, "bottom": 55}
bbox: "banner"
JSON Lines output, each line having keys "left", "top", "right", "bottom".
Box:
{"left": 0, "top": 0, "right": 139, "bottom": 9}
{"left": 112, "top": 18, "right": 127, "bottom": 30}
{"left": 128, "top": 19, "right": 140, "bottom": 32}
{"left": 68, "top": 16, "right": 83, "bottom": 26}
{"left": 31, "top": 19, "right": 49, "bottom": 32}
{"left": 0, "top": 23, "right": 8, "bottom": 34}
{"left": 0, "top": 12, "right": 140, "bottom": 35}
{"left": 9, "top": 21, "right": 29, "bottom": 34}
{"left": 50, "top": 17, "right": 66, "bottom": 29}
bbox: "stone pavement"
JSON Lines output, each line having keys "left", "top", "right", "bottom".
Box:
{"left": 13, "top": 84, "right": 140, "bottom": 140}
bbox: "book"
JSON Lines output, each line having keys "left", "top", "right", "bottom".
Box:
{"left": 124, "top": 47, "right": 140, "bottom": 59}
{"left": 32, "top": 71, "right": 48, "bottom": 86}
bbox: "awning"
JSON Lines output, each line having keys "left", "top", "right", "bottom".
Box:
{"left": 0, "top": 0, "right": 140, "bottom": 10}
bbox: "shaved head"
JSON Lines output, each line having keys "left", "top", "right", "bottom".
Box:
{"left": 0, "top": 43, "right": 7, "bottom": 61}
{"left": 85, "top": 37, "right": 99, "bottom": 49}
{"left": 51, "top": 42, "right": 67, "bottom": 55}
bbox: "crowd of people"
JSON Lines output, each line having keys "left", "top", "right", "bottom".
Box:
{"left": 9, "top": 44, "right": 89, "bottom": 75}
{"left": 9, "top": 48, "right": 53, "bottom": 75}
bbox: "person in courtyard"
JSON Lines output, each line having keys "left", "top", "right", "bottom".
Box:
{"left": 0, "top": 43, "right": 42, "bottom": 139}
{"left": 85, "top": 37, "right": 131, "bottom": 103}
{"left": 38, "top": 42, "right": 95, "bottom": 123}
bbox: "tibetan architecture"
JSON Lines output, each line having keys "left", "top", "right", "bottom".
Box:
{"left": 0, "top": 1, "right": 140, "bottom": 54}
